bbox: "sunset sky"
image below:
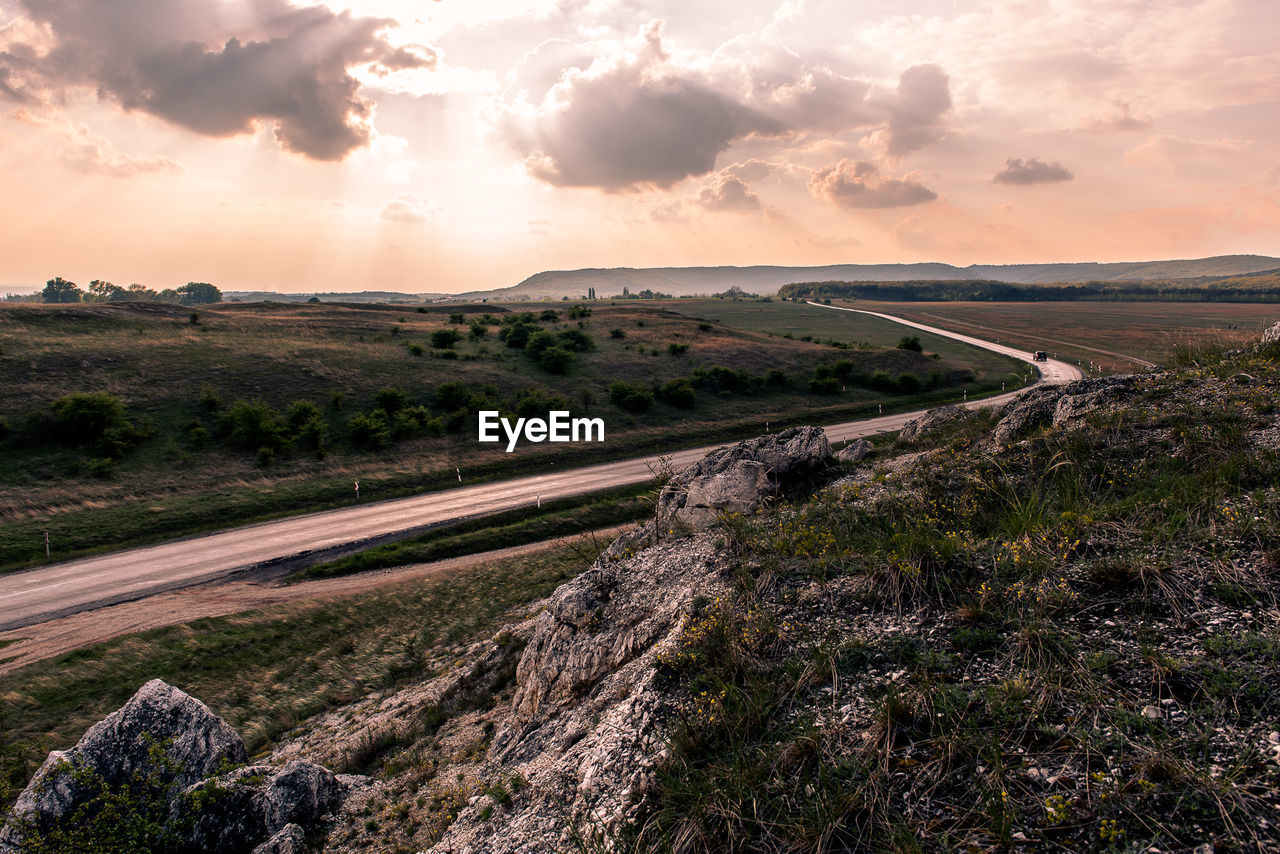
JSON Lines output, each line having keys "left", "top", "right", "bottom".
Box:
{"left": 1, "top": 0, "right": 1277, "bottom": 294}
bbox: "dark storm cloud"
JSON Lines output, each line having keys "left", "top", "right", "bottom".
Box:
{"left": 992, "top": 157, "right": 1075, "bottom": 185}
{"left": 809, "top": 159, "right": 937, "bottom": 209}
{"left": 1, "top": 0, "right": 433, "bottom": 160}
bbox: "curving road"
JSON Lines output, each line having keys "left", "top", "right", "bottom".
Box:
{"left": 0, "top": 308, "right": 1082, "bottom": 632}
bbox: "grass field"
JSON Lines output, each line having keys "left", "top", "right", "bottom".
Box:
{"left": 0, "top": 540, "right": 596, "bottom": 805}
{"left": 845, "top": 300, "right": 1278, "bottom": 372}
{"left": 0, "top": 299, "right": 1023, "bottom": 571}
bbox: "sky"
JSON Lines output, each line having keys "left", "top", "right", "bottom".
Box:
{"left": 0, "top": 0, "right": 1277, "bottom": 294}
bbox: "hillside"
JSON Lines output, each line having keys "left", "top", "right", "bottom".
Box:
{"left": 5, "top": 327, "right": 1278, "bottom": 852}
{"left": 456, "top": 255, "right": 1280, "bottom": 300}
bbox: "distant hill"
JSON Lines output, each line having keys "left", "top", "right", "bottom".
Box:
{"left": 449, "top": 254, "right": 1280, "bottom": 300}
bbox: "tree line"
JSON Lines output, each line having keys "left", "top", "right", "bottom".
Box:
{"left": 35, "top": 277, "right": 222, "bottom": 305}
{"left": 778, "top": 278, "right": 1280, "bottom": 303}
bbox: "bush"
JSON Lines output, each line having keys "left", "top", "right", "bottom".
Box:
{"left": 809, "top": 376, "right": 840, "bottom": 395}
{"left": 897, "top": 335, "right": 923, "bottom": 352}
{"left": 430, "top": 328, "right": 462, "bottom": 349}
{"left": 256, "top": 446, "right": 275, "bottom": 467}
{"left": 286, "top": 400, "right": 328, "bottom": 454}
{"left": 348, "top": 411, "right": 391, "bottom": 449}
{"left": 765, "top": 369, "right": 789, "bottom": 387}
{"left": 87, "top": 457, "right": 116, "bottom": 479}
{"left": 540, "top": 309, "right": 559, "bottom": 322}
{"left": 609, "top": 381, "right": 653, "bottom": 413}
{"left": 448, "top": 313, "right": 465, "bottom": 324}
{"left": 668, "top": 342, "right": 690, "bottom": 356}
{"left": 698, "top": 322, "right": 713, "bottom": 332}
{"left": 48, "top": 392, "right": 128, "bottom": 445}
{"left": 538, "top": 346, "right": 576, "bottom": 374}
{"left": 610, "top": 328, "right": 626, "bottom": 340}
{"left": 392, "top": 405, "right": 440, "bottom": 440}
{"left": 0, "top": 413, "right": 10, "bottom": 440}
{"left": 434, "top": 382, "right": 471, "bottom": 411}
{"left": 897, "top": 372, "right": 922, "bottom": 393}
{"left": 222, "top": 400, "right": 286, "bottom": 451}
{"left": 407, "top": 342, "right": 424, "bottom": 357}
{"left": 524, "top": 330, "right": 560, "bottom": 358}
{"left": 374, "top": 387, "right": 409, "bottom": 414}
{"left": 500, "top": 321, "right": 538, "bottom": 349}
{"left": 197, "top": 387, "right": 223, "bottom": 413}
{"left": 514, "top": 386, "right": 569, "bottom": 417}
{"left": 556, "top": 329, "right": 595, "bottom": 352}
{"left": 658, "top": 379, "right": 697, "bottom": 408}
{"left": 469, "top": 322, "right": 488, "bottom": 339}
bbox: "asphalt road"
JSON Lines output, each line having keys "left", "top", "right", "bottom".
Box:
{"left": 0, "top": 309, "right": 1083, "bottom": 632}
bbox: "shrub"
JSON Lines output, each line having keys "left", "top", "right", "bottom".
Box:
{"left": 809, "top": 376, "right": 840, "bottom": 395}
{"left": 197, "top": 387, "right": 223, "bottom": 412}
{"left": 392, "top": 405, "right": 440, "bottom": 440}
{"left": 609, "top": 381, "right": 653, "bottom": 413}
{"left": 698, "top": 322, "right": 713, "bottom": 332}
{"left": 540, "top": 309, "right": 559, "bottom": 322}
{"left": 87, "top": 457, "right": 116, "bottom": 479}
{"left": 658, "top": 379, "right": 697, "bottom": 408}
{"left": 348, "top": 411, "right": 391, "bottom": 449}
{"left": 430, "top": 328, "right": 462, "bottom": 349}
{"left": 434, "top": 382, "right": 471, "bottom": 411}
{"left": 524, "top": 330, "right": 559, "bottom": 358}
{"left": 538, "top": 346, "right": 576, "bottom": 374}
{"left": 0, "top": 413, "right": 12, "bottom": 440}
{"left": 897, "top": 371, "right": 922, "bottom": 393}
{"left": 407, "top": 342, "right": 424, "bottom": 357}
{"left": 222, "top": 400, "right": 286, "bottom": 451}
{"left": 610, "top": 328, "right": 626, "bottom": 340}
{"left": 499, "top": 321, "right": 538, "bottom": 349}
{"left": 286, "top": 400, "right": 328, "bottom": 453}
{"left": 374, "top": 387, "right": 409, "bottom": 414}
{"left": 256, "top": 446, "right": 275, "bottom": 467}
{"left": 556, "top": 329, "right": 595, "bottom": 352}
{"left": 48, "top": 392, "right": 128, "bottom": 445}
{"left": 897, "top": 335, "right": 923, "bottom": 352}
{"left": 514, "top": 386, "right": 569, "bottom": 417}
{"left": 668, "top": 342, "right": 690, "bottom": 356}
{"left": 469, "top": 322, "right": 488, "bottom": 339}
{"left": 448, "top": 313, "right": 465, "bottom": 324}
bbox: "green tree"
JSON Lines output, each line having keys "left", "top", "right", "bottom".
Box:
{"left": 430, "top": 328, "right": 462, "bottom": 349}
{"left": 42, "top": 277, "right": 83, "bottom": 303}
{"left": 176, "top": 282, "right": 221, "bottom": 305}
{"left": 87, "top": 280, "right": 127, "bottom": 302}
{"left": 537, "top": 345, "right": 575, "bottom": 374}
{"left": 897, "top": 335, "right": 923, "bottom": 353}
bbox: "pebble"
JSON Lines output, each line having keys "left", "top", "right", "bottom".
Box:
{"left": 1142, "top": 705, "right": 1161, "bottom": 720}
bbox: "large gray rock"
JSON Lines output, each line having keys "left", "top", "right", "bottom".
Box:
{"left": 1261, "top": 320, "right": 1280, "bottom": 347}
{"left": 0, "top": 679, "right": 247, "bottom": 851}
{"left": 993, "top": 377, "right": 1138, "bottom": 447}
{"left": 252, "top": 823, "right": 307, "bottom": 854}
{"left": 898, "top": 405, "right": 964, "bottom": 443}
{"left": 176, "top": 760, "right": 346, "bottom": 854}
{"left": 835, "top": 438, "right": 874, "bottom": 463}
{"left": 656, "top": 426, "right": 831, "bottom": 527}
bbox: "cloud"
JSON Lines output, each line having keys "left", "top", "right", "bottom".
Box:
{"left": 493, "top": 22, "right": 953, "bottom": 191}
{"left": 881, "top": 64, "right": 951, "bottom": 157}
{"left": 808, "top": 159, "right": 937, "bottom": 209}
{"left": 1123, "top": 134, "right": 1250, "bottom": 170}
{"left": 496, "top": 21, "right": 782, "bottom": 190}
{"left": 10, "top": 106, "right": 182, "bottom": 176}
{"left": 1082, "top": 102, "right": 1152, "bottom": 132}
{"left": 380, "top": 195, "right": 440, "bottom": 223}
{"left": 992, "top": 157, "right": 1075, "bottom": 185}
{"left": 0, "top": 0, "right": 433, "bottom": 160}
{"left": 695, "top": 174, "right": 762, "bottom": 211}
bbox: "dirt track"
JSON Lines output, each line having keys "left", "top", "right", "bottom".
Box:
{"left": 0, "top": 526, "right": 630, "bottom": 675}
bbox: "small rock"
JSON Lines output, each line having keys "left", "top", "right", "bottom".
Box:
{"left": 1142, "top": 705, "right": 1161, "bottom": 720}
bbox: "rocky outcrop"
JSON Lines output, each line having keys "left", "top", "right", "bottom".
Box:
{"left": 993, "top": 376, "right": 1138, "bottom": 447}
{"left": 835, "top": 438, "right": 874, "bottom": 463}
{"left": 898, "top": 405, "right": 965, "bottom": 443}
{"left": 1261, "top": 320, "right": 1280, "bottom": 347}
{"left": 0, "top": 678, "right": 247, "bottom": 851}
{"left": 176, "top": 760, "right": 349, "bottom": 854}
{"left": 422, "top": 428, "right": 838, "bottom": 853}
{"left": 1, "top": 681, "right": 358, "bottom": 854}
{"left": 656, "top": 425, "right": 831, "bottom": 527}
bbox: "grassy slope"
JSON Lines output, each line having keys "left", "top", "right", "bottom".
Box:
{"left": 628, "top": 342, "right": 1280, "bottom": 851}
{"left": 0, "top": 300, "right": 1023, "bottom": 571}
{"left": 0, "top": 542, "right": 596, "bottom": 805}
